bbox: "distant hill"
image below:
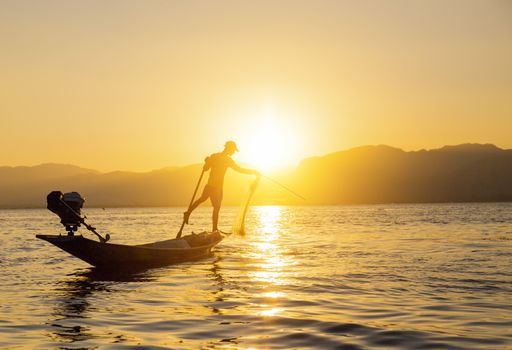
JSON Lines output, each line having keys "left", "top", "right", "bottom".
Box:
{"left": 1, "top": 143, "right": 511, "bottom": 208}
{"left": 292, "top": 143, "right": 512, "bottom": 204}
{"left": 0, "top": 163, "right": 278, "bottom": 208}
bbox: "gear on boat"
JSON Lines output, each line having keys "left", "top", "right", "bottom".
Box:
{"left": 46, "top": 191, "right": 110, "bottom": 242}
{"left": 47, "top": 191, "right": 85, "bottom": 235}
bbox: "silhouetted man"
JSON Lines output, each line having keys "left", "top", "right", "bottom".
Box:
{"left": 184, "top": 141, "right": 259, "bottom": 232}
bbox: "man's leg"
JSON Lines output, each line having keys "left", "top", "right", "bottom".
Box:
{"left": 212, "top": 206, "right": 220, "bottom": 232}
{"left": 210, "top": 188, "right": 223, "bottom": 232}
{"left": 184, "top": 186, "right": 210, "bottom": 224}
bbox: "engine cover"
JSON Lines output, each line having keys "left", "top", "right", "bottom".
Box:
{"left": 47, "top": 191, "right": 85, "bottom": 234}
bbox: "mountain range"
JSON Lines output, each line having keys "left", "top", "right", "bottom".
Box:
{"left": 1, "top": 143, "right": 511, "bottom": 208}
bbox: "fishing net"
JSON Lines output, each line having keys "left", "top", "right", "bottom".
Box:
{"left": 232, "top": 176, "right": 260, "bottom": 235}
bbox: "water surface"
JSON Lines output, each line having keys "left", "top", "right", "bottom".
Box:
{"left": 0, "top": 204, "right": 511, "bottom": 349}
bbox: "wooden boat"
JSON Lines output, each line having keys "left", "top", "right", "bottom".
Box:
{"left": 36, "top": 231, "right": 225, "bottom": 269}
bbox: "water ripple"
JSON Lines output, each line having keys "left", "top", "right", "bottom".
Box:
{"left": 0, "top": 204, "right": 511, "bottom": 349}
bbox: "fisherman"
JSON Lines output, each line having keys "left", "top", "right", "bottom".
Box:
{"left": 184, "top": 141, "right": 260, "bottom": 232}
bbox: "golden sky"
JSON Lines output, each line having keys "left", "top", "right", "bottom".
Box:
{"left": 1, "top": 0, "right": 511, "bottom": 172}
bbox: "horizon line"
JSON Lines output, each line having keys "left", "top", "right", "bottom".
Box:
{"left": 1, "top": 142, "right": 510, "bottom": 174}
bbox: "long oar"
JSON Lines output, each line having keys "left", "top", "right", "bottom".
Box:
{"left": 176, "top": 169, "right": 205, "bottom": 238}
{"left": 262, "top": 175, "right": 306, "bottom": 201}
{"left": 59, "top": 198, "right": 110, "bottom": 243}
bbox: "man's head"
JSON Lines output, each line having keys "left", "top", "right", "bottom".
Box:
{"left": 224, "top": 140, "right": 239, "bottom": 155}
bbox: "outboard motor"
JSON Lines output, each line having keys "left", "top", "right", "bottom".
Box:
{"left": 47, "top": 191, "right": 85, "bottom": 235}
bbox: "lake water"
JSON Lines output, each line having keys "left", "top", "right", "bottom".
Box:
{"left": 0, "top": 204, "right": 511, "bottom": 349}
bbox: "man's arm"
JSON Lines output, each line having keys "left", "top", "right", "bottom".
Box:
{"left": 203, "top": 156, "right": 212, "bottom": 171}
{"left": 231, "top": 161, "right": 259, "bottom": 175}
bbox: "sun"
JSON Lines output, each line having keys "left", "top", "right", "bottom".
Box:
{"left": 237, "top": 106, "right": 300, "bottom": 173}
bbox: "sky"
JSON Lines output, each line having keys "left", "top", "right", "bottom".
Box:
{"left": 1, "top": 0, "right": 511, "bottom": 172}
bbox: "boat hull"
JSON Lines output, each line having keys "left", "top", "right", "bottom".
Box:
{"left": 36, "top": 232, "right": 224, "bottom": 268}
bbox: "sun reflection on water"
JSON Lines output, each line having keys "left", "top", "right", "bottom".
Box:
{"left": 248, "top": 206, "right": 295, "bottom": 318}
{"left": 259, "top": 307, "right": 285, "bottom": 317}
{"left": 261, "top": 291, "right": 286, "bottom": 299}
